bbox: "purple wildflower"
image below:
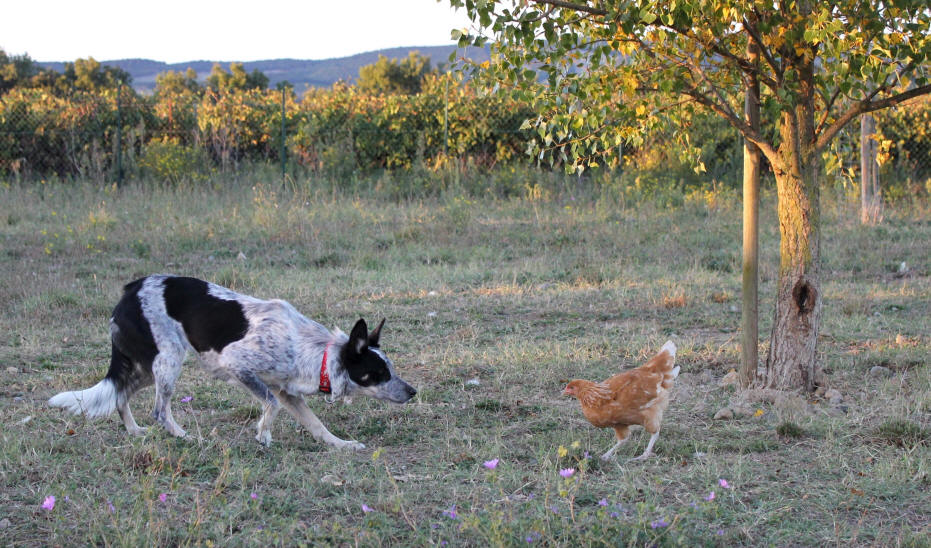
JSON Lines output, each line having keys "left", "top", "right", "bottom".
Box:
{"left": 250, "top": 492, "right": 258, "bottom": 500}
{"left": 598, "top": 498, "right": 608, "bottom": 506}
{"left": 41, "top": 495, "right": 55, "bottom": 511}
{"left": 559, "top": 468, "right": 575, "bottom": 478}
{"left": 704, "top": 491, "right": 716, "bottom": 502}
{"left": 158, "top": 493, "right": 167, "bottom": 503}
{"left": 610, "top": 511, "right": 620, "bottom": 518}
{"left": 716, "top": 529, "right": 725, "bottom": 536}
{"left": 549, "top": 505, "right": 560, "bottom": 514}
{"left": 361, "top": 504, "right": 374, "bottom": 513}
{"left": 106, "top": 500, "right": 116, "bottom": 513}
{"left": 180, "top": 396, "right": 193, "bottom": 403}
{"left": 719, "top": 478, "right": 730, "bottom": 489}
{"left": 650, "top": 519, "right": 669, "bottom": 529}
{"left": 483, "top": 458, "right": 499, "bottom": 470}
{"left": 584, "top": 451, "right": 591, "bottom": 459}
{"left": 443, "top": 505, "right": 458, "bottom": 520}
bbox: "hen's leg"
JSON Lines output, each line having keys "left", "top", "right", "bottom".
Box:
{"left": 601, "top": 425, "right": 630, "bottom": 461}
{"left": 628, "top": 431, "right": 660, "bottom": 461}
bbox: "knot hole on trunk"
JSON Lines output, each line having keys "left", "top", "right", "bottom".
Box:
{"left": 792, "top": 279, "right": 816, "bottom": 315}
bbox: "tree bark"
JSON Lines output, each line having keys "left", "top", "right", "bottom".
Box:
{"left": 760, "top": 111, "right": 822, "bottom": 392}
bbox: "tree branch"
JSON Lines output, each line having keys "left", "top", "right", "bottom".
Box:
{"left": 741, "top": 16, "right": 782, "bottom": 84}
{"left": 529, "top": 0, "right": 607, "bottom": 17}
{"left": 815, "top": 83, "right": 931, "bottom": 153}
{"left": 683, "top": 88, "right": 779, "bottom": 164}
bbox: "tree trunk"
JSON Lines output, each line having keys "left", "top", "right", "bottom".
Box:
{"left": 759, "top": 112, "right": 822, "bottom": 392}
{"left": 860, "top": 114, "right": 882, "bottom": 225}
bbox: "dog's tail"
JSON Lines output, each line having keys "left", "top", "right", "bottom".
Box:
{"left": 48, "top": 378, "right": 119, "bottom": 418}
{"left": 48, "top": 341, "right": 142, "bottom": 418}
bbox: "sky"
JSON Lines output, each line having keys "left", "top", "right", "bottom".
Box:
{"left": 1, "top": 0, "right": 476, "bottom": 63}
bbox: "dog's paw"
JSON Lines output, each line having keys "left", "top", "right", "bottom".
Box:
{"left": 126, "top": 426, "right": 148, "bottom": 436}
{"left": 255, "top": 430, "right": 273, "bottom": 447}
{"left": 339, "top": 440, "right": 366, "bottom": 451}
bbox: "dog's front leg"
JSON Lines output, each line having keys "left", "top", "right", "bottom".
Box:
{"left": 276, "top": 391, "right": 365, "bottom": 451}
{"left": 233, "top": 370, "right": 281, "bottom": 447}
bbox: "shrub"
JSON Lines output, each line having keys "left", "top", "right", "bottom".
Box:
{"left": 138, "top": 138, "right": 212, "bottom": 184}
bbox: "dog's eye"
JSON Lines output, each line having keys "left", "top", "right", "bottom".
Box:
{"left": 359, "top": 374, "right": 370, "bottom": 383}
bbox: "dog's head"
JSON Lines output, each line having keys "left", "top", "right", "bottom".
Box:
{"left": 339, "top": 318, "right": 416, "bottom": 403}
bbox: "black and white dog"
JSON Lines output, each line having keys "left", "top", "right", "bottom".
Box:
{"left": 49, "top": 275, "right": 416, "bottom": 449}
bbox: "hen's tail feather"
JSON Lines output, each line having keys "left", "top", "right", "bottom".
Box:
{"left": 661, "top": 340, "right": 676, "bottom": 358}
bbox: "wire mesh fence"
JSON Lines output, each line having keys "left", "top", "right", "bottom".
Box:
{"left": 1, "top": 83, "right": 929, "bottom": 193}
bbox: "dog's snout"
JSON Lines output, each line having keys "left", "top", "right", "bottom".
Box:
{"left": 406, "top": 385, "right": 417, "bottom": 398}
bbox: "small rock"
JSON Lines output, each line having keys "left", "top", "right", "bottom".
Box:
{"left": 713, "top": 408, "right": 734, "bottom": 420}
{"left": 5, "top": 367, "right": 18, "bottom": 374}
{"left": 427, "top": 311, "right": 437, "bottom": 318}
{"left": 427, "top": 290, "right": 438, "bottom": 297}
{"left": 465, "top": 378, "right": 481, "bottom": 387}
{"left": 824, "top": 388, "right": 843, "bottom": 404}
{"left": 897, "top": 261, "right": 907, "bottom": 274}
{"left": 720, "top": 371, "right": 740, "bottom": 387}
{"left": 870, "top": 365, "right": 893, "bottom": 377}
{"left": 237, "top": 252, "right": 247, "bottom": 260}
{"left": 729, "top": 305, "right": 738, "bottom": 312}
{"left": 0, "top": 518, "right": 9, "bottom": 529}
{"left": 19, "top": 415, "right": 31, "bottom": 425}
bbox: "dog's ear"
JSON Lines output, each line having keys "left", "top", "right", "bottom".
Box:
{"left": 369, "top": 318, "right": 385, "bottom": 347}
{"left": 348, "top": 318, "right": 369, "bottom": 354}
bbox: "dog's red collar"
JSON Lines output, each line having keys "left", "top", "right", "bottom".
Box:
{"left": 319, "top": 343, "right": 332, "bottom": 394}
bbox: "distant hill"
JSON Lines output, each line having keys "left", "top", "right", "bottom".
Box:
{"left": 38, "top": 45, "right": 491, "bottom": 94}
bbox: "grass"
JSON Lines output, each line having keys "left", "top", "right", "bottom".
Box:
{"left": 0, "top": 170, "right": 929, "bottom": 546}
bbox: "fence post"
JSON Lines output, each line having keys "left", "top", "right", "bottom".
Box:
{"left": 444, "top": 75, "right": 449, "bottom": 158}
{"left": 116, "top": 82, "right": 123, "bottom": 187}
{"left": 280, "top": 87, "right": 286, "bottom": 183}
{"left": 860, "top": 114, "right": 882, "bottom": 224}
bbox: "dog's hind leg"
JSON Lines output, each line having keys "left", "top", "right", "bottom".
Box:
{"left": 151, "top": 346, "right": 187, "bottom": 438}
{"left": 233, "top": 370, "right": 280, "bottom": 447}
{"left": 117, "top": 402, "right": 146, "bottom": 436}
{"left": 276, "top": 391, "right": 365, "bottom": 451}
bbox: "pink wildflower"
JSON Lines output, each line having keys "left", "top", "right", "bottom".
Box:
{"left": 41, "top": 495, "right": 55, "bottom": 511}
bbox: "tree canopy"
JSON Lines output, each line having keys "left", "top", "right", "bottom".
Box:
{"left": 357, "top": 51, "right": 437, "bottom": 94}
{"left": 452, "top": 0, "right": 930, "bottom": 173}
{"left": 206, "top": 63, "right": 269, "bottom": 93}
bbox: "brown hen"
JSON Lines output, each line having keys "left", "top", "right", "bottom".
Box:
{"left": 563, "top": 341, "right": 679, "bottom": 461}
